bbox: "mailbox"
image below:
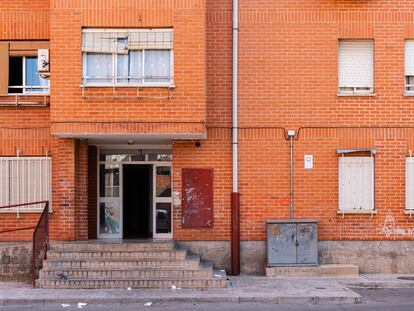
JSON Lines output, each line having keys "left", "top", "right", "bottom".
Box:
{"left": 266, "top": 220, "right": 318, "bottom": 266}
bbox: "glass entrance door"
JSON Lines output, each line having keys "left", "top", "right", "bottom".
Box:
{"left": 97, "top": 148, "right": 172, "bottom": 240}
{"left": 153, "top": 165, "right": 172, "bottom": 239}
{"left": 98, "top": 164, "right": 122, "bottom": 238}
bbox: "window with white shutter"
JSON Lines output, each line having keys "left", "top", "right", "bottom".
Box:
{"left": 0, "top": 157, "right": 51, "bottom": 212}
{"left": 338, "top": 40, "right": 374, "bottom": 95}
{"left": 405, "top": 40, "right": 414, "bottom": 94}
{"left": 406, "top": 158, "right": 414, "bottom": 210}
{"left": 338, "top": 156, "right": 374, "bottom": 212}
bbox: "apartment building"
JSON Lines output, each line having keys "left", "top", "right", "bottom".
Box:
{"left": 1, "top": 0, "right": 414, "bottom": 278}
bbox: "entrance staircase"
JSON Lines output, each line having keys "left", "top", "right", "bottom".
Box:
{"left": 36, "top": 241, "right": 227, "bottom": 289}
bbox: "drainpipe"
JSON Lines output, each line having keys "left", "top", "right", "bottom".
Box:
{"left": 231, "top": 0, "right": 240, "bottom": 276}
{"left": 288, "top": 130, "right": 295, "bottom": 219}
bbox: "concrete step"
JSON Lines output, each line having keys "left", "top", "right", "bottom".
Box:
{"left": 36, "top": 277, "right": 227, "bottom": 289}
{"left": 43, "top": 257, "right": 201, "bottom": 270}
{"left": 50, "top": 241, "right": 175, "bottom": 252}
{"left": 266, "top": 264, "right": 359, "bottom": 277}
{"left": 47, "top": 250, "right": 187, "bottom": 260}
{"left": 39, "top": 267, "right": 213, "bottom": 279}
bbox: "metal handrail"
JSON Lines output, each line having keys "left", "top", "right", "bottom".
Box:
{"left": 0, "top": 201, "right": 49, "bottom": 287}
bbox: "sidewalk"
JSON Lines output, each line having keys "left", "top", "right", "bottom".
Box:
{"left": 0, "top": 276, "right": 364, "bottom": 306}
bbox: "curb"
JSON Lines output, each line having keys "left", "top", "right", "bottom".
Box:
{"left": 345, "top": 281, "right": 414, "bottom": 289}
{"left": 1, "top": 295, "right": 363, "bottom": 306}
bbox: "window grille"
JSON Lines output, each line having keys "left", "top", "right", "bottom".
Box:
{"left": 338, "top": 156, "right": 374, "bottom": 212}
{"left": 0, "top": 157, "right": 51, "bottom": 212}
{"left": 338, "top": 40, "right": 374, "bottom": 95}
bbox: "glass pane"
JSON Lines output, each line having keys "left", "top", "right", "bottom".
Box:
{"left": 99, "top": 149, "right": 172, "bottom": 162}
{"left": 100, "top": 201, "right": 121, "bottom": 234}
{"left": 86, "top": 53, "right": 113, "bottom": 84}
{"left": 117, "top": 51, "right": 142, "bottom": 84}
{"left": 144, "top": 50, "right": 171, "bottom": 83}
{"left": 99, "top": 164, "right": 120, "bottom": 197}
{"left": 25, "top": 57, "right": 49, "bottom": 93}
{"left": 407, "top": 76, "right": 414, "bottom": 92}
{"left": 156, "top": 166, "right": 171, "bottom": 197}
{"left": 156, "top": 203, "right": 171, "bottom": 234}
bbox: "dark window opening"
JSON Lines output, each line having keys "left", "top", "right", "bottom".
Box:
{"left": 8, "top": 57, "right": 23, "bottom": 94}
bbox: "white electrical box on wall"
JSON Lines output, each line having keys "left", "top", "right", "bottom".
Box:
{"left": 37, "top": 49, "right": 50, "bottom": 73}
{"left": 304, "top": 155, "right": 313, "bottom": 169}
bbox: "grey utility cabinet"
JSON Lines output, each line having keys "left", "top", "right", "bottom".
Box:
{"left": 266, "top": 220, "right": 318, "bottom": 266}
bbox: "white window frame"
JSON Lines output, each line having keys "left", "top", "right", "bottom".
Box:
{"left": 0, "top": 157, "right": 52, "bottom": 213}
{"left": 338, "top": 40, "right": 374, "bottom": 96}
{"left": 406, "top": 157, "right": 414, "bottom": 211}
{"left": 8, "top": 56, "right": 50, "bottom": 95}
{"left": 405, "top": 40, "right": 414, "bottom": 95}
{"left": 338, "top": 156, "right": 375, "bottom": 213}
{"left": 82, "top": 28, "right": 174, "bottom": 88}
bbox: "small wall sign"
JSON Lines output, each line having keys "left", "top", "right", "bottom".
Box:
{"left": 304, "top": 155, "right": 313, "bottom": 169}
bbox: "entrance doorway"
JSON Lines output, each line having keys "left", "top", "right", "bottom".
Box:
{"left": 123, "top": 165, "right": 152, "bottom": 238}
{"left": 97, "top": 148, "right": 172, "bottom": 239}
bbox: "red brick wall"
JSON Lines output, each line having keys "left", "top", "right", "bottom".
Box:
{"left": 188, "top": 0, "right": 414, "bottom": 242}
{"left": 4, "top": 0, "right": 414, "bottom": 243}
{"left": 50, "top": 0, "right": 207, "bottom": 137}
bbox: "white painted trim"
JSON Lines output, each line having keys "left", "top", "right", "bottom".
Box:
{"left": 55, "top": 133, "right": 207, "bottom": 140}
{"left": 96, "top": 144, "right": 172, "bottom": 149}
{"left": 97, "top": 148, "right": 172, "bottom": 240}
{"left": 97, "top": 163, "right": 123, "bottom": 239}
{"left": 153, "top": 164, "right": 173, "bottom": 239}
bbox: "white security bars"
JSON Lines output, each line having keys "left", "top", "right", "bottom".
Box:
{"left": 338, "top": 40, "right": 374, "bottom": 95}
{"left": 82, "top": 28, "right": 174, "bottom": 87}
{"left": 406, "top": 157, "right": 414, "bottom": 211}
{"left": 338, "top": 156, "right": 374, "bottom": 212}
{"left": 405, "top": 40, "right": 414, "bottom": 94}
{"left": 0, "top": 157, "right": 51, "bottom": 212}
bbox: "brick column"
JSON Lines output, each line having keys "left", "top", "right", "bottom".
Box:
{"left": 57, "top": 138, "right": 76, "bottom": 240}
{"left": 54, "top": 138, "right": 89, "bottom": 241}
{"left": 75, "top": 139, "right": 89, "bottom": 240}
{"left": 87, "top": 145, "right": 98, "bottom": 239}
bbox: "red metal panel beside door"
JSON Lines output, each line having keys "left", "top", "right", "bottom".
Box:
{"left": 182, "top": 168, "right": 214, "bottom": 228}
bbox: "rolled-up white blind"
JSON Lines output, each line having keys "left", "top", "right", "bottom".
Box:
{"left": 82, "top": 29, "right": 173, "bottom": 53}
{"left": 406, "top": 158, "right": 414, "bottom": 210}
{"left": 405, "top": 41, "right": 414, "bottom": 76}
{"left": 339, "top": 40, "right": 374, "bottom": 88}
{"left": 339, "top": 156, "right": 374, "bottom": 211}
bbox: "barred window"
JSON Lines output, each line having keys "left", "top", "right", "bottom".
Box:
{"left": 0, "top": 157, "right": 51, "bottom": 212}
{"left": 81, "top": 28, "right": 174, "bottom": 87}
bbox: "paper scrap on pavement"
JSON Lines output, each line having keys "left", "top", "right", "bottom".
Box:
{"left": 78, "top": 302, "right": 87, "bottom": 309}
{"left": 144, "top": 302, "right": 153, "bottom": 306}
{"left": 61, "top": 304, "right": 71, "bottom": 308}
{"left": 127, "top": 287, "right": 132, "bottom": 291}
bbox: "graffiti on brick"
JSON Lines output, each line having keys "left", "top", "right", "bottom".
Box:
{"left": 378, "top": 211, "right": 414, "bottom": 237}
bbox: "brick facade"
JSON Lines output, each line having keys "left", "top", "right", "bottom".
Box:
{"left": 1, "top": 0, "right": 414, "bottom": 251}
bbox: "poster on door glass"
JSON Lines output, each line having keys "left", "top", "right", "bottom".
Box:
{"left": 99, "top": 202, "right": 120, "bottom": 234}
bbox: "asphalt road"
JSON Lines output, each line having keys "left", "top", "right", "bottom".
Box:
{"left": 1, "top": 287, "right": 414, "bottom": 311}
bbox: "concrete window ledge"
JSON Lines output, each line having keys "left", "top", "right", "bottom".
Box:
{"left": 404, "top": 210, "right": 414, "bottom": 216}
